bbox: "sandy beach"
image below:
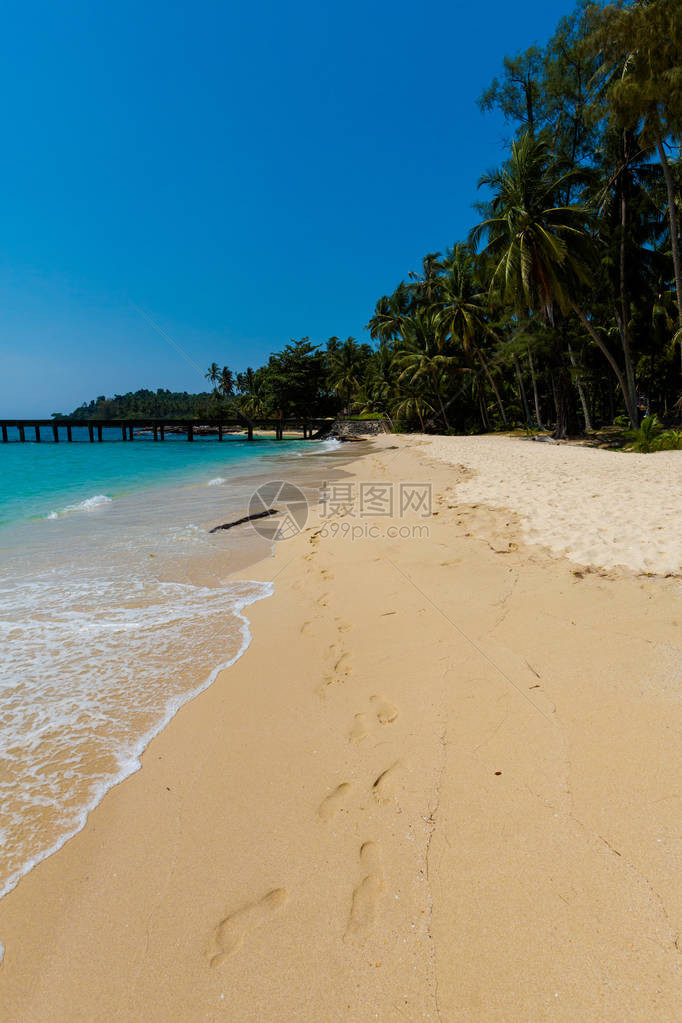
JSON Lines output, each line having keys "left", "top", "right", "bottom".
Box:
{"left": 0, "top": 434, "right": 680, "bottom": 1022}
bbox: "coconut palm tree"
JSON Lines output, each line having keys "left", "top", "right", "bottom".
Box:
{"left": 390, "top": 391, "right": 435, "bottom": 432}
{"left": 366, "top": 282, "right": 411, "bottom": 342}
{"left": 328, "top": 337, "right": 364, "bottom": 416}
{"left": 407, "top": 252, "right": 444, "bottom": 306}
{"left": 363, "top": 341, "right": 396, "bottom": 413}
{"left": 393, "top": 308, "right": 457, "bottom": 430}
{"left": 590, "top": 0, "right": 682, "bottom": 353}
{"left": 218, "top": 366, "right": 234, "bottom": 397}
{"left": 471, "top": 132, "right": 639, "bottom": 425}
{"left": 439, "top": 243, "right": 508, "bottom": 424}
{"left": 205, "top": 362, "right": 221, "bottom": 394}
{"left": 236, "top": 368, "right": 267, "bottom": 418}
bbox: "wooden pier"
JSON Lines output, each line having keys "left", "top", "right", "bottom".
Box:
{"left": 0, "top": 417, "right": 333, "bottom": 443}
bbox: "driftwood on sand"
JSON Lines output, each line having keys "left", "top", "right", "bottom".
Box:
{"left": 209, "top": 508, "right": 279, "bottom": 533}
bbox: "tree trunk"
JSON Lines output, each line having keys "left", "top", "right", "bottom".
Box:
{"left": 513, "top": 356, "right": 532, "bottom": 427}
{"left": 567, "top": 341, "right": 592, "bottom": 431}
{"left": 473, "top": 343, "right": 507, "bottom": 424}
{"left": 527, "top": 348, "right": 544, "bottom": 429}
{"left": 553, "top": 365, "right": 580, "bottom": 439}
{"left": 477, "top": 380, "right": 490, "bottom": 431}
{"left": 655, "top": 131, "right": 682, "bottom": 367}
{"left": 550, "top": 373, "right": 559, "bottom": 425}
{"left": 616, "top": 175, "right": 639, "bottom": 423}
{"left": 432, "top": 373, "right": 451, "bottom": 431}
{"left": 572, "top": 305, "right": 638, "bottom": 425}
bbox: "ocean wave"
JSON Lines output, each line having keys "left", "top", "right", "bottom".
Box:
{"left": 0, "top": 572, "right": 273, "bottom": 901}
{"left": 207, "top": 477, "right": 226, "bottom": 486}
{"left": 46, "top": 495, "right": 112, "bottom": 519}
{"left": 311, "top": 438, "right": 343, "bottom": 453}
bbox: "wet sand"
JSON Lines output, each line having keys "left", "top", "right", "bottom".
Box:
{"left": 0, "top": 434, "right": 680, "bottom": 1021}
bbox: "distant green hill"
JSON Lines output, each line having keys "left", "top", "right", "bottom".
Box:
{"left": 56, "top": 388, "right": 215, "bottom": 420}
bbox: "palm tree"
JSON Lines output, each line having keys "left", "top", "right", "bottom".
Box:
{"left": 236, "top": 368, "right": 267, "bottom": 418}
{"left": 390, "top": 391, "right": 435, "bottom": 432}
{"left": 363, "top": 341, "right": 396, "bottom": 412}
{"left": 393, "top": 308, "right": 456, "bottom": 430}
{"left": 366, "top": 283, "right": 411, "bottom": 343}
{"left": 590, "top": 0, "right": 682, "bottom": 353}
{"left": 218, "top": 366, "right": 234, "bottom": 397}
{"left": 439, "top": 244, "right": 508, "bottom": 424}
{"left": 205, "top": 362, "right": 221, "bottom": 394}
{"left": 328, "top": 337, "right": 364, "bottom": 416}
{"left": 407, "top": 252, "right": 444, "bottom": 306}
{"left": 471, "top": 132, "right": 639, "bottom": 425}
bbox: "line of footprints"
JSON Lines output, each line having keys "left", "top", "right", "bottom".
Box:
{"left": 207, "top": 695, "right": 401, "bottom": 966}
{"left": 318, "top": 690, "right": 401, "bottom": 942}
{"left": 206, "top": 539, "right": 400, "bottom": 965}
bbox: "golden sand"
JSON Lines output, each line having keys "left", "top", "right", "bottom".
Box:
{"left": 0, "top": 435, "right": 680, "bottom": 1021}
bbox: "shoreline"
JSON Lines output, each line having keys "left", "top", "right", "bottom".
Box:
{"left": 0, "top": 582, "right": 272, "bottom": 906}
{"left": 0, "top": 435, "right": 680, "bottom": 1020}
{"left": 0, "top": 438, "right": 359, "bottom": 909}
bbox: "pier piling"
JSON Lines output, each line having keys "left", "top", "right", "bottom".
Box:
{"left": 0, "top": 417, "right": 331, "bottom": 445}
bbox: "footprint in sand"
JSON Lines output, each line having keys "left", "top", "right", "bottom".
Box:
{"left": 348, "top": 713, "right": 370, "bottom": 744}
{"left": 333, "top": 650, "right": 352, "bottom": 678}
{"left": 208, "top": 888, "right": 288, "bottom": 966}
{"left": 371, "top": 695, "right": 399, "bottom": 725}
{"left": 322, "top": 646, "right": 352, "bottom": 690}
{"left": 345, "top": 841, "right": 385, "bottom": 939}
{"left": 318, "top": 781, "right": 352, "bottom": 820}
{"left": 372, "top": 762, "right": 402, "bottom": 804}
{"left": 317, "top": 594, "right": 329, "bottom": 608}
{"left": 335, "top": 618, "right": 352, "bottom": 633}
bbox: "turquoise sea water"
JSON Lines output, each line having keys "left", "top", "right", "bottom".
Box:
{"left": 0, "top": 433, "right": 342, "bottom": 904}
{"left": 0, "top": 429, "right": 307, "bottom": 528}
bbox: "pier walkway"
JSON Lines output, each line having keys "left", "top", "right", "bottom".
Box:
{"left": 0, "top": 417, "right": 333, "bottom": 443}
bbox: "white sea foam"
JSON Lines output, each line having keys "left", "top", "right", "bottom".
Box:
{"left": 0, "top": 436, "right": 350, "bottom": 907}
{"left": 311, "top": 438, "right": 343, "bottom": 453}
{"left": 0, "top": 566, "right": 272, "bottom": 901}
{"left": 46, "top": 494, "right": 112, "bottom": 519}
{"left": 207, "top": 477, "right": 226, "bottom": 486}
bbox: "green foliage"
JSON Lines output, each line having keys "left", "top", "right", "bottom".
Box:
{"left": 66, "top": 389, "right": 212, "bottom": 420}
{"left": 624, "top": 414, "right": 665, "bottom": 452}
{"left": 70, "top": 3, "right": 682, "bottom": 440}
{"left": 660, "top": 429, "right": 682, "bottom": 450}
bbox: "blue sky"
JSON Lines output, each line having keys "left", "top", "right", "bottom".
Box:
{"left": 0, "top": 0, "right": 576, "bottom": 416}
